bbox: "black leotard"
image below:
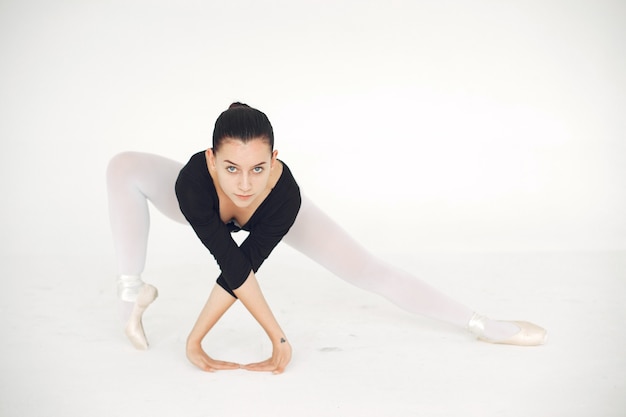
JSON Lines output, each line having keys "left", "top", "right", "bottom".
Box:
{"left": 175, "top": 151, "right": 301, "bottom": 296}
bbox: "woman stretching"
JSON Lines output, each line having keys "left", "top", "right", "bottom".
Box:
{"left": 106, "top": 103, "right": 547, "bottom": 374}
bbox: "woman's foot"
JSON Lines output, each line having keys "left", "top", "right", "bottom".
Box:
{"left": 124, "top": 284, "right": 158, "bottom": 350}
{"left": 467, "top": 313, "right": 547, "bottom": 346}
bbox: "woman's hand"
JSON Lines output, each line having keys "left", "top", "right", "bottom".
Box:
{"left": 242, "top": 337, "right": 292, "bottom": 374}
{"left": 233, "top": 273, "right": 292, "bottom": 374}
{"left": 186, "top": 343, "right": 241, "bottom": 372}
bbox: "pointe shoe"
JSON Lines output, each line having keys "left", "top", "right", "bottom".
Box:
{"left": 467, "top": 313, "right": 547, "bottom": 346}
{"left": 125, "top": 284, "right": 158, "bottom": 350}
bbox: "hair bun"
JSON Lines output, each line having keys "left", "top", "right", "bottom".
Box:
{"left": 228, "top": 102, "right": 250, "bottom": 109}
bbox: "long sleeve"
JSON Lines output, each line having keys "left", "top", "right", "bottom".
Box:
{"left": 175, "top": 152, "right": 301, "bottom": 296}
{"left": 175, "top": 168, "right": 253, "bottom": 289}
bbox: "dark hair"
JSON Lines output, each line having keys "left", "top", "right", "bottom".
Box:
{"left": 212, "top": 102, "right": 274, "bottom": 153}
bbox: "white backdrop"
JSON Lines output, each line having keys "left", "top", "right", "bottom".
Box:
{"left": 1, "top": 3, "right": 625, "bottom": 416}
{"left": 1, "top": 0, "right": 624, "bottom": 262}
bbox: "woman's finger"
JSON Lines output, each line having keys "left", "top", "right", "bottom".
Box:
{"left": 242, "top": 356, "right": 290, "bottom": 374}
{"left": 188, "top": 349, "right": 239, "bottom": 372}
{"left": 212, "top": 360, "right": 241, "bottom": 370}
{"left": 272, "top": 355, "right": 290, "bottom": 374}
{"left": 242, "top": 359, "right": 274, "bottom": 372}
{"left": 197, "top": 359, "right": 215, "bottom": 372}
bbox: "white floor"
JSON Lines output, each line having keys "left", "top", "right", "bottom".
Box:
{"left": 1, "top": 248, "right": 624, "bottom": 417}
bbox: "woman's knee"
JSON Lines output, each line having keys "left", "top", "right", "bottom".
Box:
{"left": 106, "top": 151, "right": 144, "bottom": 182}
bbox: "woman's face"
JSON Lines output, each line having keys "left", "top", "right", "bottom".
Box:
{"left": 208, "top": 137, "right": 278, "bottom": 208}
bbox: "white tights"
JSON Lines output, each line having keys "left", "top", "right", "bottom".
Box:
{"left": 106, "top": 151, "right": 520, "bottom": 340}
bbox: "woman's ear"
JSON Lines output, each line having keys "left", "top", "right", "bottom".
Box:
{"left": 271, "top": 150, "right": 278, "bottom": 167}
{"left": 205, "top": 148, "right": 216, "bottom": 169}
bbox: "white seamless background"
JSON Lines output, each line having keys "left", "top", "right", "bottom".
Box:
{"left": 1, "top": 2, "right": 625, "bottom": 417}
{"left": 1, "top": 0, "right": 624, "bottom": 263}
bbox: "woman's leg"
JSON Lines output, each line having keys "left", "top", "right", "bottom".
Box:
{"left": 107, "top": 151, "right": 188, "bottom": 275}
{"left": 284, "top": 196, "right": 544, "bottom": 344}
{"left": 106, "top": 151, "right": 188, "bottom": 348}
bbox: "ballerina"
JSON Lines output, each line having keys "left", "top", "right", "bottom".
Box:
{"left": 106, "top": 102, "right": 546, "bottom": 373}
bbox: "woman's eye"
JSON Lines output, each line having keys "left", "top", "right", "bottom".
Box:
{"left": 253, "top": 167, "right": 264, "bottom": 173}
{"left": 226, "top": 166, "right": 237, "bottom": 173}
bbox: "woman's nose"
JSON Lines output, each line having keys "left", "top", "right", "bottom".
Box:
{"left": 239, "top": 174, "right": 252, "bottom": 191}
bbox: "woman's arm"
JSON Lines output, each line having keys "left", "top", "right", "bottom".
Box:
{"left": 234, "top": 271, "right": 292, "bottom": 375}
{"left": 187, "top": 271, "right": 291, "bottom": 374}
{"left": 186, "top": 284, "right": 241, "bottom": 372}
